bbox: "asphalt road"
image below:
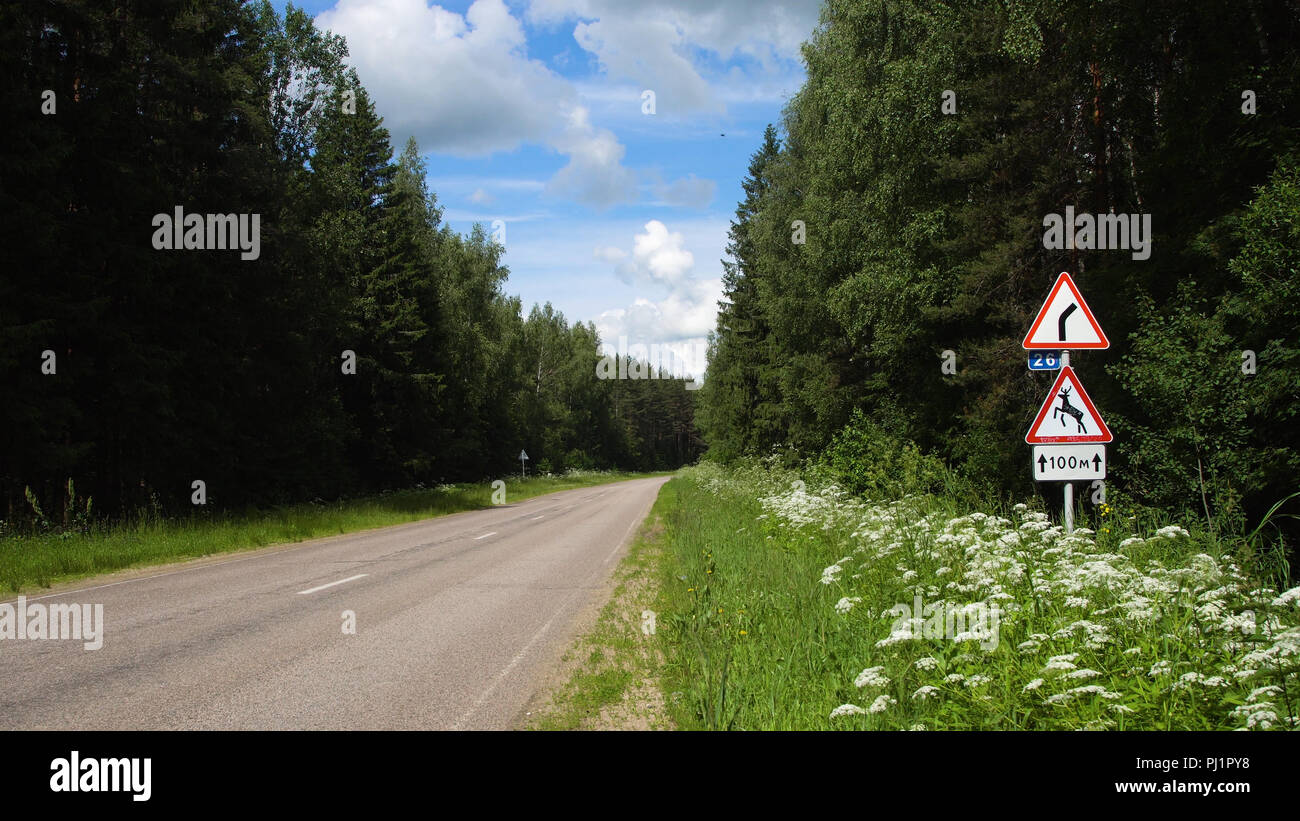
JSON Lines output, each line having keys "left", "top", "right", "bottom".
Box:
{"left": 0, "top": 477, "right": 669, "bottom": 730}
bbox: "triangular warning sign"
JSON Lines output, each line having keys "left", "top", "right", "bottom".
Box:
{"left": 1026, "top": 366, "right": 1112, "bottom": 443}
{"left": 1023, "top": 272, "right": 1109, "bottom": 349}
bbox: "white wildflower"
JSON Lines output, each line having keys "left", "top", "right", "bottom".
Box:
{"left": 1272, "top": 586, "right": 1300, "bottom": 608}
{"left": 1043, "top": 659, "right": 1078, "bottom": 673}
{"left": 854, "top": 666, "right": 890, "bottom": 689}
{"left": 868, "top": 694, "right": 897, "bottom": 714}
{"left": 1247, "top": 685, "right": 1282, "bottom": 703}
{"left": 1148, "top": 660, "right": 1173, "bottom": 677}
{"left": 834, "top": 596, "right": 862, "bottom": 615}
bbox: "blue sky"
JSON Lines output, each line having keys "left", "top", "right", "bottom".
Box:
{"left": 279, "top": 0, "right": 821, "bottom": 377}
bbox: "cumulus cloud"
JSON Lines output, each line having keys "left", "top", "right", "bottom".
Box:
{"left": 316, "top": 0, "right": 639, "bottom": 208}
{"left": 595, "top": 279, "right": 721, "bottom": 342}
{"left": 574, "top": 15, "right": 719, "bottom": 114}
{"left": 608, "top": 220, "right": 695, "bottom": 286}
{"left": 318, "top": 0, "right": 569, "bottom": 155}
{"left": 593, "top": 220, "right": 721, "bottom": 356}
{"left": 527, "top": 0, "right": 819, "bottom": 115}
{"left": 543, "top": 105, "right": 638, "bottom": 208}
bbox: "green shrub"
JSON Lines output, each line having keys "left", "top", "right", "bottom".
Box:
{"left": 820, "top": 411, "right": 948, "bottom": 499}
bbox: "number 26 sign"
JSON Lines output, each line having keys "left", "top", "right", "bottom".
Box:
{"left": 1028, "top": 351, "right": 1061, "bottom": 371}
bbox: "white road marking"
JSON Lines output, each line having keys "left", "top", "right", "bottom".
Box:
{"left": 451, "top": 587, "right": 581, "bottom": 730}
{"left": 296, "top": 574, "right": 368, "bottom": 595}
{"left": 474, "top": 532, "right": 497, "bottom": 540}
{"left": 530, "top": 515, "right": 545, "bottom": 520}
{"left": 454, "top": 481, "right": 659, "bottom": 730}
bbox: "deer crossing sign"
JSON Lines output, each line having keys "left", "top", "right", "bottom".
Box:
{"left": 1025, "top": 366, "right": 1112, "bottom": 444}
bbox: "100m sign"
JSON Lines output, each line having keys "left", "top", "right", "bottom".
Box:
{"left": 1032, "top": 445, "right": 1106, "bottom": 481}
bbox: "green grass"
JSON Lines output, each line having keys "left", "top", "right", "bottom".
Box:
{"left": 0, "top": 471, "right": 666, "bottom": 594}
{"left": 653, "top": 474, "right": 853, "bottom": 730}
{"left": 529, "top": 501, "right": 673, "bottom": 731}
{"left": 650, "top": 462, "right": 1300, "bottom": 731}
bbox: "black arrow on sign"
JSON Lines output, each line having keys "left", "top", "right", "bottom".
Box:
{"left": 1058, "top": 303, "right": 1078, "bottom": 341}
{"left": 1038, "top": 455, "right": 1047, "bottom": 472}
{"left": 1092, "top": 453, "right": 1102, "bottom": 471}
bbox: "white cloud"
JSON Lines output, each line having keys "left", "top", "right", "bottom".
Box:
{"left": 318, "top": 0, "right": 568, "bottom": 155}
{"left": 543, "top": 105, "right": 638, "bottom": 208}
{"left": 574, "top": 16, "right": 719, "bottom": 114}
{"left": 315, "top": 0, "right": 816, "bottom": 208}
{"left": 595, "top": 278, "right": 721, "bottom": 342}
{"left": 613, "top": 220, "right": 695, "bottom": 286}
{"left": 527, "top": 0, "right": 819, "bottom": 115}
{"left": 469, "top": 187, "right": 494, "bottom": 205}
{"left": 316, "top": 0, "right": 640, "bottom": 208}
{"left": 591, "top": 219, "right": 722, "bottom": 356}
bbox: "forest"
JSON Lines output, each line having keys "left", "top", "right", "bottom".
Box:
{"left": 0, "top": 1, "right": 702, "bottom": 524}
{"left": 699, "top": 0, "right": 1300, "bottom": 549}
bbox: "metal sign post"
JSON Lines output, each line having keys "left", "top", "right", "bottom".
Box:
{"left": 519, "top": 449, "right": 529, "bottom": 481}
{"left": 1064, "top": 480, "right": 1074, "bottom": 533}
{"left": 1061, "top": 350, "right": 1072, "bottom": 533}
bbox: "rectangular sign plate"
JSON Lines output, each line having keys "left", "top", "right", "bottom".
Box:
{"left": 1028, "top": 351, "right": 1061, "bottom": 371}
{"left": 1032, "top": 444, "right": 1106, "bottom": 481}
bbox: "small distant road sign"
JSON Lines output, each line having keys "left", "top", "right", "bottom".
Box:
{"left": 519, "top": 450, "right": 529, "bottom": 461}
{"left": 1032, "top": 444, "right": 1106, "bottom": 481}
{"left": 1028, "top": 351, "right": 1061, "bottom": 371}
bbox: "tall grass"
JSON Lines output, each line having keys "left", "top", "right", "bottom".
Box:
{"left": 0, "top": 472, "right": 662, "bottom": 593}
{"left": 655, "top": 461, "right": 1300, "bottom": 730}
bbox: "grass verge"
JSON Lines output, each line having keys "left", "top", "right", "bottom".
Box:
{"left": 0, "top": 472, "right": 666, "bottom": 594}
{"left": 652, "top": 462, "right": 1300, "bottom": 730}
{"left": 526, "top": 497, "right": 673, "bottom": 731}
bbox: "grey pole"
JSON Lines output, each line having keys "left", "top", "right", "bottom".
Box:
{"left": 1060, "top": 350, "right": 1074, "bottom": 533}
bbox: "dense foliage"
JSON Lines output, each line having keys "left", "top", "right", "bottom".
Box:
{"left": 0, "top": 1, "right": 700, "bottom": 524}
{"left": 700, "top": 0, "right": 1300, "bottom": 547}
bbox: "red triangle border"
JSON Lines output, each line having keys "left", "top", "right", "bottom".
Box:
{"left": 1022, "top": 272, "right": 1110, "bottom": 350}
{"left": 1025, "top": 366, "right": 1113, "bottom": 443}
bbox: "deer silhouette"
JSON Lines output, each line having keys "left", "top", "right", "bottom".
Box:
{"left": 1053, "top": 386, "right": 1088, "bottom": 434}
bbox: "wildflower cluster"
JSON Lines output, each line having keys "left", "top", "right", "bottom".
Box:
{"left": 690, "top": 462, "right": 1300, "bottom": 730}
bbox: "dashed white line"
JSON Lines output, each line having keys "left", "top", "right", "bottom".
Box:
{"left": 474, "top": 532, "right": 497, "bottom": 540}
{"left": 297, "top": 574, "right": 369, "bottom": 595}
{"left": 530, "top": 515, "right": 545, "bottom": 520}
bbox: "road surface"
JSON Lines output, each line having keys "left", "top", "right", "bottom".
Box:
{"left": 0, "top": 477, "right": 669, "bottom": 730}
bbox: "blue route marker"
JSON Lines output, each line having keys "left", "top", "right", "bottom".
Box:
{"left": 1027, "top": 351, "right": 1061, "bottom": 371}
